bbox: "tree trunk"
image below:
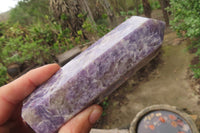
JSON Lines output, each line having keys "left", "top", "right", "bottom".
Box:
{"left": 165, "top": 0, "right": 171, "bottom": 15}
{"left": 79, "top": 0, "right": 96, "bottom": 25}
{"left": 114, "top": 0, "right": 120, "bottom": 15}
{"left": 50, "top": 0, "right": 85, "bottom": 36}
{"left": 142, "top": 0, "right": 152, "bottom": 18}
{"left": 134, "top": 0, "right": 140, "bottom": 15}
{"left": 109, "top": 0, "right": 121, "bottom": 15}
{"left": 118, "top": 0, "right": 128, "bottom": 12}
{"left": 99, "top": 0, "right": 117, "bottom": 26}
{"left": 158, "top": 0, "right": 169, "bottom": 26}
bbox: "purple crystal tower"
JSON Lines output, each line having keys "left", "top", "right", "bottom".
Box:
{"left": 22, "top": 16, "right": 165, "bottom": 133}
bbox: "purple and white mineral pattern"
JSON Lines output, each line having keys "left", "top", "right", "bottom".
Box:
{"left": 22, "top": 16, "right": 165, "bottom": 133}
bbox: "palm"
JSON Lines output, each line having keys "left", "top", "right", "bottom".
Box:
{"left": 0, "top": 64, "right": 60, "bottom": 133}
{"left": 0, "top": 64, "right": 102, "bottom": 133}
{"left": 0, "top": 103, "right": 34, "bottom": 133}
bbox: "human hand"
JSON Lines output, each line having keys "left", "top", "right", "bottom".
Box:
{"left": 0, "top": 64, "right": 102, "bottom": 133}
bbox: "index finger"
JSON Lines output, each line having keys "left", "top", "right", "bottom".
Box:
{"left": 0, "top": 63, "right": 60, "bottom": 125}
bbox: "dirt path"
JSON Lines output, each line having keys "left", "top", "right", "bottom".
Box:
{"left": 96, "top": 30, "right": 200, "bottom": 129}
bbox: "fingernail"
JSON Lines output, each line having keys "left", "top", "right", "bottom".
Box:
{"left": 89, "top": 107, "right": 102, "bottom": 124}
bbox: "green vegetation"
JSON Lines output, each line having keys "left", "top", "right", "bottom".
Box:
{"left": 191, "top": 65, "right": 200, "bottom": 79}
{"left": 0, "top": 63, "right": 8, "bottom": 86}
{"left": 150, "top": 1, "right": 161, "bottom": 10}
{"left": 100, "top": 97, "right": 109, "bottom": 116}
{"left": 2, "top": 0, "right": 199, "bottom": 86}
{"left": 9, "top": 0, "right": 50, "bottom": 25}
{"left": 168, "top": 0, "right": 200, "bottom": 79}
{"left": 168, "top": 0, "right": 200, "bottom": 38}
{"left": 0, "top": 0, "right": 113, "bottom": 86}
{"left": 119, "top": 0, "right": 160, "bottom": 17}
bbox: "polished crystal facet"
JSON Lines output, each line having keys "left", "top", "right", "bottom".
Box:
{"left": 22, "top": 16, "right": 165, "bottom": 133}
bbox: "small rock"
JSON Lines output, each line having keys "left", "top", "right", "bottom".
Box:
{"left": 81, "top": 46, "right": 88, "bottom": 52}
{"left": 189, "top": 115, "right": 198, "bottom": 121}
{"left": 90, "top": 129, "right": 129, "bottom": 133}
{"left": 128, "top": 79, "right": 137, "bottom": 86}
{"left": 7, "top": 64, "right": 20, "bottom": 77}
{"left": 197, "top": 100, "right": 200, "bottom": 105}
{"left": 195, "top": 116, "right": 200, "bottom": 130}
{"left": 194, "top": 85, "right": 200, "bottom": 94}
{"left": 113, "top": 101, "right": 119, "bottom": 107}
{"left": 56, "top": 47, "right": 81, "bottom": 66}
{"left": 172, "top": 38, "right": 183, "bottom": 46}
{"left": 114, "top": 93, "right": 119, "bottom": 97}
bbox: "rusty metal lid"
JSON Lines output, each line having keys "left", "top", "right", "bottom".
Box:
{"left": 129, "top": 105, "right": 198, "bottom": 133}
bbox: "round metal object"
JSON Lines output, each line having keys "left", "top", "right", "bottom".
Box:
{"left": 129, "top": 105, "right": 198, "bottom": 133}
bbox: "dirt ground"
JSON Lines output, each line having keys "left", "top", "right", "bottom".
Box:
{"left": 95, "top": 29, "right": 200, "bottom": 130}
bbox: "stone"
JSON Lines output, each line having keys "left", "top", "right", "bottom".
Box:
{"left": 90, "top": 129, "right": 129, "bottom": 133}
{"left": 7, "top": 64, "right": 20, "bottom": 77}
{"left": 189, "top": 115, "right": 198, "bottom": 121}
{"left": 81, "top": 45, "right": 89, "bottom": 52}
{"left": 22, "top": 16, "right": 165, "bottom": 133}
{"left": 56, "top": 46, "right": 81, "bottom": 66}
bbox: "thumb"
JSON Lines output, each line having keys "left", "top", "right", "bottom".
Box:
{"left": 59, "top": 105, "right": 103, "bottom": 133}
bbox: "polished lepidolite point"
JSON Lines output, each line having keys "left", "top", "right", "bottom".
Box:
{"left": 22, "top": 16, "right": 165, "bottom": 133}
